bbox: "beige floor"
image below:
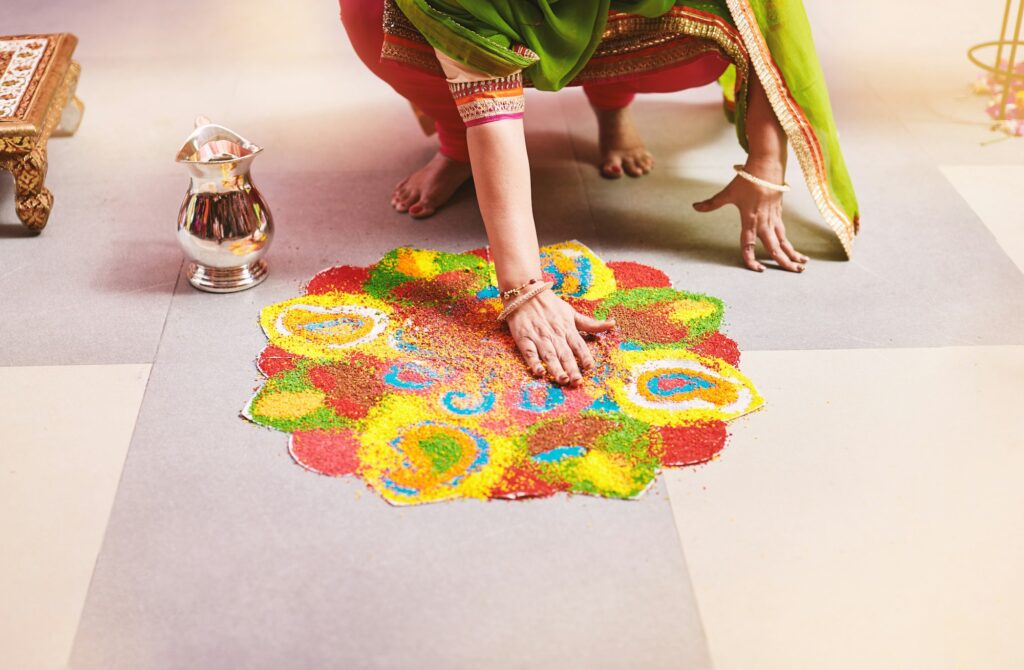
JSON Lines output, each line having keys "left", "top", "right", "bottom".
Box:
{"left": 941, "top": 166, "right": 1024, "bottom": 273}
{"left": 666, "top": 347, "right": 1024, "bottom": 670}
{"left": 0, "top": 365, "right": 151, "bottom": 670}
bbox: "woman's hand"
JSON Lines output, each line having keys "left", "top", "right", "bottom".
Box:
{"left": 693, "top": 170, "right": 808, "bottom": 273}
{"left": 505, "top": 290, "right": 615, "bottom": 386}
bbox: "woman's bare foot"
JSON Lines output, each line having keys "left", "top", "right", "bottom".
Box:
{"left": 593, "top": 106, "right": 654, "bottom": 179}
{"left": 391, "top": 152, "right": 472, "bottom": 219}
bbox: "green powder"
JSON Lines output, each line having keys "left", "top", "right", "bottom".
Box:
{"left": 419, "top": 432, "right": 464, "bottom": 474}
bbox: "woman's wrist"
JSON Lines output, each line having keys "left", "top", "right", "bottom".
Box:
{"left": 493, "top": 253, "right": 543, "bottom": 293}
{"left": 743, "top": 155, "right": 786, "bottom": 184}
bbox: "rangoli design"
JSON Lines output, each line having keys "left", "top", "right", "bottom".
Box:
{"left": 243, "top": 241, "right": 763, "bottom": 505}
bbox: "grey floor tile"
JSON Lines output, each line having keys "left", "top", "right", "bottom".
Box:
{"left": 70, "top": 260, "right": 712, "bottom": 670}
{"left": 556, "top": 87, "right": 1024, "bottom": 350}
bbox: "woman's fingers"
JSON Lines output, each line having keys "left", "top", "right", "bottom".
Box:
{"left": 777, "top": 223, "right": 809, "bottom": 264}
{"left": 507, "top": 297, "right": 614, "bottom": 386}
{"left": 757, "top": 222, "right": 804, "bottom": 273}
{"left": 574, "top": 312, "right": 615, "bottom": 333}
{"left": 536, "top": 341, "right": 569, "bottom": 385}
{"left": 740, "top": 221, "right": 766, "bottom": 273}
{"left": 693, "top": 183, "right": 733, "bottom": 213}
{"left": 516, "top": 336, "right": 546, "bottom": 377}
{"left": 567, "top": 330, "right": 596, "bottom": 372}
{"left": 557, "top": 342, "right": 583, "bottom": 385}
{"left": 536, "top": 330, "right": 585, "bottom": 386}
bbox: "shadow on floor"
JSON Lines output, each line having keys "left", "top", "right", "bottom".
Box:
{"left": 590, "top": 188, "right": 847, "bottom": 267}
{"left": 554, "top": 97, "right": 734, "bottom": 169}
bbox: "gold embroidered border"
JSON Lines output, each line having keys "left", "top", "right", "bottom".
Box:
{"left": 382, "top": 1, "right": 428, "bottom": 44}
{"left": 725, "top": 0, "right": 856, "bottom": 256}
{"left": 382, "top": 1, "right": 446, "bottom": 76}
{"left": 381, "top": 0, "right": 749, "bottom": 92}
{"left": 449, "top": 73, "right": 524, "bottom": 98}
{"left": 571, "top": 41, "right": 721, "bottom": 85}
{"left": 381, "top": 38, "right": 444, "bottom": 75}
{"left": 457, "top": 95, "right": 525, "bottom": 125}
{"left": 573, "top": 9, "right": 749, "bottom": 88}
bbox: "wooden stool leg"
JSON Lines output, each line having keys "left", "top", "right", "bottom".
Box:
{"left": 11, "top": 147, "right": 53, "bottom": 231}
{"left": 54, "top": 96, "right": 85, "bottom": 137}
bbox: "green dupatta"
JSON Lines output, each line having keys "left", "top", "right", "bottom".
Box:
{"left": 395, "top": 0, "right": 860, "bottom": 255}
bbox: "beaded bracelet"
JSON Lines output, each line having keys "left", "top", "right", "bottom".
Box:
{"left": 733, "top": 165, "right": 790, "bottom": 193}
{"left": 499, "top": 278, "right": 540, "bottom": 302}
{"left": 497, "top": 281, "right": 552, "bottom": 322}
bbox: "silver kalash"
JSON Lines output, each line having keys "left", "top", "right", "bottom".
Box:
{"left": 175, "top": 116, "right": 273, "bottom": 292}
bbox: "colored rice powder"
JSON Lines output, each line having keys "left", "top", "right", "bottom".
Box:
{"left": 244, "top": 241, "right": 763, "bottom": 505}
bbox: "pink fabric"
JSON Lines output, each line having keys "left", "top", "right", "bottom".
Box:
{"left": 582, "top": 52, "right": 731, "bottom": 110}
{"left": 339, "top": 1, "right": 731, "bottom": 162}
{"left": 464, "top": 113, "right": 525, "bottom": 127}
{"left": 340, "top": 0, "right": 470, "bottom": 161}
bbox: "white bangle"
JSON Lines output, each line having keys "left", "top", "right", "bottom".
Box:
{"left": 733, "top": 165, "right": 790, "bottom": 192}
{"left": 497, "top": 282, "right": 551, "bottom": 322}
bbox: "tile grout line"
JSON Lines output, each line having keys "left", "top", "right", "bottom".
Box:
{"left": 554, "top": 91, "right": 718, "bottom": 669}
{"left": 62, "top": 258, "right": 183, "bottom": 669}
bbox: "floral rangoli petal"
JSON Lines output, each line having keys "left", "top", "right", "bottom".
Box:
{"left": 243, "top": 241, "right": 763, "bottom": 505}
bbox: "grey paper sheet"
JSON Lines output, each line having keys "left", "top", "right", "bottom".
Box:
{"left": 68, "top": 267, "right": 711, "bottom": 670}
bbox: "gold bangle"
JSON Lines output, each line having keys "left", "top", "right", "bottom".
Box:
{"left": 497, "top": 282, "right": 551, "bottom": 322}
{"left": 499, "top": 278, "right": 540, "bottom": 302}
{"left": 733, "top": 165, "right": 790, "bottom": 193}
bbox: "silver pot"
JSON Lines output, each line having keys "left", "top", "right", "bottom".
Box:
{"left": 175, "top": 117, "right": 273, "bottom": 292}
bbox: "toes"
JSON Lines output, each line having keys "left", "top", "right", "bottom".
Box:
{"left": 390, "top": 186, "right": 404, "bottom": 208}
{"left": 622, "top": 157, "right": 643, "bottom": 177}
{"left": 393, "top": 189, "right": 417, "bottom": 213}
{"left": 409, "top": 196, "right": 438, "bottom": 219}
{"left": 601, "top": 157, "right": 624, "bottom": 179}
{"left": 638, "top": 153, "right": 654, "bottom": 174}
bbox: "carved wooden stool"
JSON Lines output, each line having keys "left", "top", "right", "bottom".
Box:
{"left": 0, "top": 33, "right": 83, "bottom": 232}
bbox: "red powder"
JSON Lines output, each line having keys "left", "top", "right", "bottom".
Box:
{"left": 607, "top": 261, "right": 672, "bottom": 289}
{"left": 257, "top": 345, "right": 299, "bottom": 377}
{"left": 290, "top": 430, "right": 361, "bottom": 476}
{"left": 563, "top": 297, "right": 599, "bottom": 317}
{"left": 657, "top": 422, "right": 727, "bottom": 466}
{"left": 308, "top": 354, "right": 387, "bottom": 419}
{"left": 391, "top": 269, "right": 480, "bottom": 302}
{"left": 465, "top": 247, "right": 491, "bottom": 261}
{"left": 608, "top": 304, "right": 689, "bottom": 343}
{"left": 305, "top": 265, "right": 371, "bottom": 295}
{"left": 490, "top": 465, "right": 569, "bottom": 500}
{"left": 690, "top": 332, "right": 741, "bottom": 366}
{"left": 526, "top": 415, "right": 614, "bottom": 455}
